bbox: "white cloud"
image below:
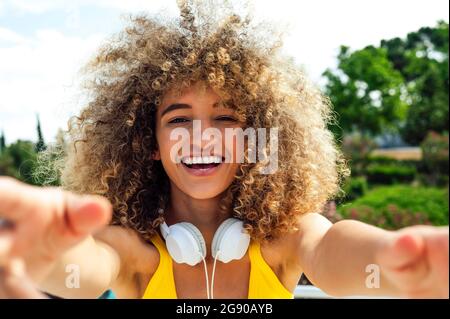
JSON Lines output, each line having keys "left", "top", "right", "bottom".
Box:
{"left": 0, "top": 27, "right": 106, "bottom": 144}
{"left": 0, "top": 27, "right": 28, "bottom": 45}
{"left": 252, "top": 0, "right": 449, "bottom": 84}
{"left": 3, "top": 0, "right": 178, "bottom": 15}
{"left": 93, "top": 0, "right": 178, "bottom": 13}
{"left": 4, "top": 0, "right": 61, "bottom": 14}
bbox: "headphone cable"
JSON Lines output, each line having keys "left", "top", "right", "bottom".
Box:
{"left": 198, "top": 252, "right": 211, "bottom": 299}
{"left": 210, "top": 250, "right": 221, "bottom": 299}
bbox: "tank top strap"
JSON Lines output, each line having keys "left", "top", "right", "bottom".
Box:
{"left": 247, "top": 239, "right": 294, "bottom": 299}
{"left": 149, "top": 232, "right": 171, "bottom": 261}
{"left": 248, "top": 240, "right": 273, "bottom": 273}
{"left": 142, "top": 232, "right": 177, "bottom": 298}
{"left": 247, "top": 239, "right": 260, "bottom": 262}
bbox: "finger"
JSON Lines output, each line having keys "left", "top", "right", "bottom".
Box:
{"left": 377, "top": 233, "right": 425, "bottom": 270}
{"left": 0, "top": 235, "right": 12, "bottom": 265}
{"left": 0, "top": 176, "right": 39, "bottom": 221}
{"left": 0, "top": 175, "right": 112, "bottom": 255}
{"left": 0, "top": 218, "right": 14, "bottom": 260}
{"left": 10, "top": 191, "right": 113, "bottom": 257}
{"left": 425, "top": 230, "right": 449, "bottom": 297}
{"left": 0, "top": 259, "right": 47, "bottom": 299}
{"left": 0, "top": 176, "right": 112, "bottom": 233}
{"left": 64, "top": 192, "right": 112, "bottom": 238}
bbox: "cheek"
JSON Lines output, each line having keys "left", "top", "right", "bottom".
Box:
{"left": 158, "top": 136, "right": 179, "bottom": 165}
{"left": 155, "top": 127, "right": 174, "bottom": 163}
{"left": 228, "top": 162, "right": 241, "bottom": 179}
{"left": 160, "top": 128, "right": 192, "bottom": 164}
{"left": 223, "top": 130, "right": 246, "bottom": 164}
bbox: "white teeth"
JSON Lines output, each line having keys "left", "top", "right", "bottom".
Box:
{"left": 211, "top": 156, "right": 222, "bottom": 164}
{"left": 181, "top": 156, "right": 222, "bottom": 165}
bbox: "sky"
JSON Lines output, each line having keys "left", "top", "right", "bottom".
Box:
{"left": 0, "top": 0, "right": 448, "bottom": 144}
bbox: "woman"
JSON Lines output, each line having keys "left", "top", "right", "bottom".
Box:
{"left": 0, "top": 0, "right": 448, "bottom": 299}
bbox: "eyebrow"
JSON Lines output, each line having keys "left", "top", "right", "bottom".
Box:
{"left": 160, "top": 103, "right": 191, "bottom": 118}
{"left": 160, "top": 102, "right": 222, "bottom": 117}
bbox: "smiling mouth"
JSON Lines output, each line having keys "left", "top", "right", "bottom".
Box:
{"left": 180, "top": 156, "right": 224, "bottom": 175}
{"left": 182, "top": 163, "right": 221, "bottom": 169}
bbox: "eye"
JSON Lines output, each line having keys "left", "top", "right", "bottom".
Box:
{"left": 215, "top": 115, "right": 238, "bottom": 122}
{"left": 168, "top": 117, "right": 190, "bottom": 124}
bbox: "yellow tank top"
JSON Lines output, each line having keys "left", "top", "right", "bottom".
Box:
{"left": 142, "top": 233, "right": 294, "bottom": 299}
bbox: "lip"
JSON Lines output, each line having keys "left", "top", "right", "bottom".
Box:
{"left": 180, "top": 161, "right": 224, "bottom": 177}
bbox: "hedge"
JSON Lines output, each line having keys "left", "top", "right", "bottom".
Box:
{"left": 338, "top": 185, "right": 449, "bottom": 229}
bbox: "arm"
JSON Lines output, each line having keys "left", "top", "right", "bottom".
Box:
{"left": 292, "top": 213, "right": 449, "bottom": 298}
{"left": 0, "top": 235, "right": 121, "bottom": 299}
{"left": 38, "top": 234, "right": 121, "bottom": 299}
{"left": 296, "top": 214, "right": 399, "bottom": 297}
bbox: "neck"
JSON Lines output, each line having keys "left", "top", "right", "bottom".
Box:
{"left": 163, "top": 183, "right": 232, "bottom": 259}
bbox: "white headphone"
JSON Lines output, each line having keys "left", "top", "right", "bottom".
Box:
{"left": 159, "top": 216, "right": 251, "bottom": 266}
{"left": 158, "top": 210, "right": 250, "bottom": 299}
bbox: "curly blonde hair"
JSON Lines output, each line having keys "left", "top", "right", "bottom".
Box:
{"left": 41, "top": 0, "right": 348, "bottom": 243}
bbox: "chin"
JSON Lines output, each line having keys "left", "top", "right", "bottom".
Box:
{"left": 179, "top": 183, "right": 228, "bottom": 200}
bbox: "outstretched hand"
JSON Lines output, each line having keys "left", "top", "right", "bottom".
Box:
{"left": 376, "top": 225, "right": 449, "bottom": 298}
{"left": 0, "top": 176, "right": 112, "bottom": 298}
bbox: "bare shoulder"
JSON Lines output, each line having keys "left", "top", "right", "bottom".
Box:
{"left": 94, "top": 225, "right": 159, "bottom": 273}
{"left": 93, "top": 225, "right": 160, "bottom": 297}
{"left": 258, "top": 213, "right": 333, "bottom": 291}
{"left": 262, "top": 213, "right": 333, "bottom": 271}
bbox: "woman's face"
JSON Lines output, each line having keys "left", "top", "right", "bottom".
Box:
{"left": 154, "top": 83, "right": 243, "bottom": 199}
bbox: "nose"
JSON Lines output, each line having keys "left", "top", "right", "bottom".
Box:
{"left": 191, "top": 119, "right": 222, "bottom": 155}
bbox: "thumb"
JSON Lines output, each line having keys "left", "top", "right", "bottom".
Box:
{"left": 377, "top": 233, "right": 425, "bottom": 270}
{"left": 64, "top": 193, "right": 112, "bottom": 237}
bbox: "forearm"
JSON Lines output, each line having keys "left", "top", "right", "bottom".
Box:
{"left": 310, "top": 220, "right": 401, "bottom": 297}
{"left": 37, "top": 235, "right": 120, "bottom": 298}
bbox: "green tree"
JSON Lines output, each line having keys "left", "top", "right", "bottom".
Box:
{"left": 381, "top": 21, "right": 449, "bottom": 144}
{"left": 33, "top": 128, "right": 67, "bottom": 186}
{"left": 324, "top": 21, "right": 449, "bottom": 145}
{"left": 0, "top": 130, "right": 5, "bottom": 154}
{"left": 0, "top": 140, "right": 38, "bottom": 185}
{"left": 0, "top": 142, "right": 16, "bottom": 177}
{"left": 323, "top": 45, "right": 407, "bottom": 140}
{"left": 36, "top": 114, "right": 47, "bottom": 153}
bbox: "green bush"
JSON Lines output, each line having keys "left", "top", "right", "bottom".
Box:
{"left": 367, "top": 155, "right": 422, "bottom": 169}
{"left": 338, "top": 185, "right": 449, "bottom": 229}
{"left": 421, "top": 131, "right": 449, "bottom": 173}
{"left": 366, "top": 163, "right": 416, "bottom": 184}
{"left": 367, "top": 155, "right": 399, "bottom": 165}
{"left": 339, "top": 176, "right": 368, "bottom": 203}
{"left": 417, "top": 173, "right": 449, "bottom": 188}
{"left": 420, "top": 131, "right": 449, "bottom": 186}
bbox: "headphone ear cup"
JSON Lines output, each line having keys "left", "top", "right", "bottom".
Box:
{"left": 212, "top": 218, "right": 250, "bottom": 263}
{"left": 179, "top": 222, "right": 207, "bottom": 258}
{"left": 165, "top": 222, "right": 206, "bottom": 266}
